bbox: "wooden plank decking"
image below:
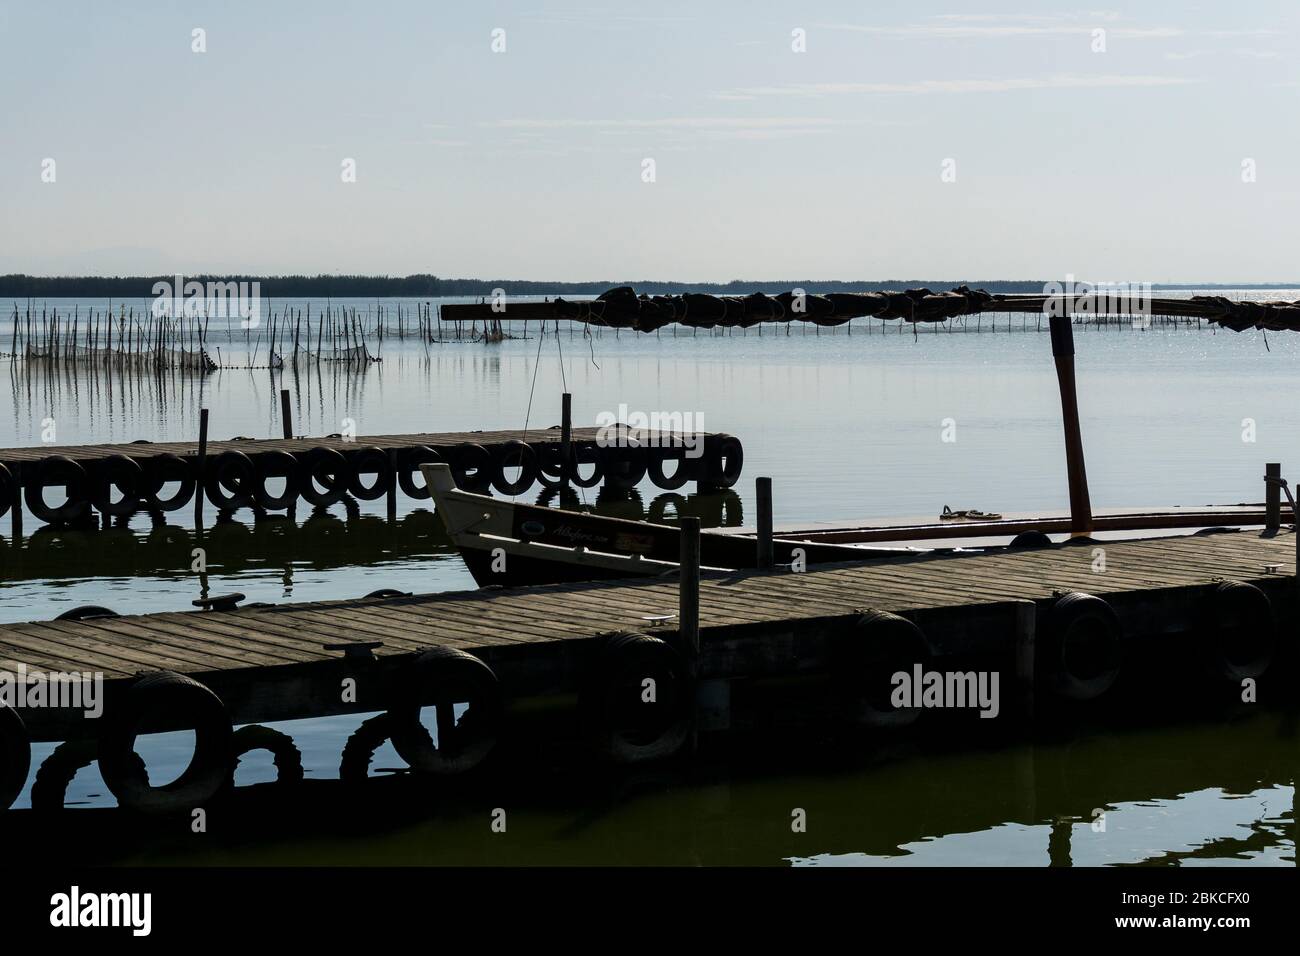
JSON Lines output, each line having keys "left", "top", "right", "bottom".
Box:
{"left": 4, "top": 527, "right": 1294, "bottom": 739}
{"left": 0, "top": 427, "right": 611, "bottom": 467}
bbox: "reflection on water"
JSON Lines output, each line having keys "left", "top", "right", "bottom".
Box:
{"left": 2, "top": 293, "right": 1299, "bottom": 864}
{"left": 14, "top": 710, "right": 1294, "bottom": 867}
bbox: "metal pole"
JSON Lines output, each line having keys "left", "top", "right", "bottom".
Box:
{"left": 756, "top": 476, "right": 774, "bottom": 569}
{"left": 1048, "top": 315, "right": 1092, "bottom": 534}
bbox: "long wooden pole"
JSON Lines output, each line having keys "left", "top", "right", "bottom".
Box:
{"left": 1049, "top": 315, "right": 1092, "bottom": 534}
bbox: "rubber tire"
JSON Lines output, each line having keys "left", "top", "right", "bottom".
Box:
{"left": 300, "top": 447, "right": 351, "bottom": 508}
{"left": 398, "top": 446, "right": 443, "bottom": 500}
{"left": 204, "top": 450, "right": 256, "bottom": 512}
{"left": 141, "top": 453, "right": 196, "bottom": 512}
{"left": 97, "top": 671, "right": 233, "bottom": 813}
{"left": 346, "top": 446, "right": 391, "bottom": 502}
{"left": 702, "top": 435, "right": 744, "bottom": 489}
{"left": 0, "top": 462, "right": 14, "bottom": 520}
{"left": 1009, "top": 531, "right": 1053, "bottom": 549}
{"left": 831, "top": 610, "right": 931, "bottom": 728}
{"left": 648, "top": 450, "right": 693, "bottom": 491}
{"left": 491, "top": 440, "right": 539, "bottom": 496}
{"left": 24, "top": 456, "right": 91, "bottom": 525}
{"left": 600, "top": 445, "right": 649, "bottom": 491}
{"left": 30, "top": 738, "right": 112, "bottom": 811}
{"left": 232, "top": 725, "right": 304, "bottom": 786}
{"left": 0, "top": 703, "right": 31, "bottom": 811}
{"left": 339, "top": 713, "right": 403, "bottom": 785}
{"left": 580, "top": 632, "right": 691, "bottom": 763}
{"left": 253, "top": 450, "right": 300, "bottom": 511}
{"left": 1042, "top": 592, "right": 1124, "bottom": 701}
{"left": 1200, "top": 581, "right": 1274, "bottom": 682}
{"left": 388, "top": 648, "right": 503, "bottom": 775}
{"left": 92, "top": 454, "right": 144, "bottom": 517}
{"left": 55, "top": 605, "right": 118, "bottom": 621}
{"left": 446, "top": 443, "right": 493, "bottom": 493}
{"left": 568, "top": 442, "right": 604, "bottom": 489}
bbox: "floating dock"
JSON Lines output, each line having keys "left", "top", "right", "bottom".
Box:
{"left": 0, "top": 426, "right": 743, "bottom": 530}
{"left": 1, "top": 525, "right": 1293, "bottom": 811}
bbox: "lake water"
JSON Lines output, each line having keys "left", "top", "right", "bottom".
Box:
{"left": 1, "top": 291, "right": 1296, "bottom": 866}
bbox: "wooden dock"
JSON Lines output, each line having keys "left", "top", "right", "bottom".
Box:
{"left": 3, "top": 527, "right": 1293, "bottom": 749}
{"left": 0, "top": 426, "right": 741, "bottom": 530}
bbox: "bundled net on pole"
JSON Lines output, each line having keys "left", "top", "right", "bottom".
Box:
{"left": 22, "top": 343, "right": 216, "bottom": 372}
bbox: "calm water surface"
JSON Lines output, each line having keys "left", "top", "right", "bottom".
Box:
{"left": 1, "top": 292, "right": 1296, "bottom": 865}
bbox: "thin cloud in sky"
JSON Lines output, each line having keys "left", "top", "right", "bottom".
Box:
{"left": 714, "top": 74, "right": 1197, "bottom": 101}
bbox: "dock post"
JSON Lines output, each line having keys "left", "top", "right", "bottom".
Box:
{"left": 756, "top": 476, "right": 774, "bottom": 569}
{"left": 680, "top": 516, "right": 701, "bottom": 748}
{"left": 560, "top": 392, "right": 573, "bottom": 487}
{"left": 279, "top": 388, "right": 293, "bottom": 440}
{"left": 1015, "top": 600, "right": 1036, "bottom": 723}
{"left": 386, "top": 449, "right": 398, "bottom": 522}
{"left": 194, "top": 408, "right": 209, "bottom": 532}
{"left": 1265, "top": 462, "right": 1281, "bottom": 533}
{"left": 10, "top": 463, "right": 22, "bottom": 541}
{"left": 1048, "top": 315, "right": 1092, "bottom": 534}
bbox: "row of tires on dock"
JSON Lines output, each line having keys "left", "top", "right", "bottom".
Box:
{"left": 0, "top": 578, "right": 1276, "bottom": 813}
{"left": 0, "top": 434, "right": 744, "bottom": 525}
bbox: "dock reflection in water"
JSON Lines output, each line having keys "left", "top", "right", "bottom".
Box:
{"left": 6, "top": 709, "right": 1294, "bottom": 867}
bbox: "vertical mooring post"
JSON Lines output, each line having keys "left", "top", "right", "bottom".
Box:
{"left": 1265, "top": 462, "right": 1281, "bottom": 533}
{"left": 756, "top": 476, "right": 774, "bottom": 570}
{"left": 560, "top": 392, "right": 573, "bottom": 487}
{"left": 279, "top": 388, "right": 293, "bottom": 440}
{"left": 386, "top": 449, "right": 398, "bottom": 523}
{"left": 1015, "top": 601, "right": 1037, "bottom": 723}
{"left": 1048, "top": 315, "right": 1092, "bottom": 534}
{"left": 194, "top": 408, "right": 209, "bottom": 532}
{"left": 10, "top": 462, "right": 23, "bottom": 541}
{"left": 680, "top": 515, "right": 701, "bottom": 750}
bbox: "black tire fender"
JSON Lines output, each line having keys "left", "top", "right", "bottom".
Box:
{"left": 831, "top": 610, "right": 932, "bottom": 728}
{"left": 388, "top": 647, "right": 503, "bottom": 774}
{"left": 580, "top": 632, "right": 691, "bottom": 763}
{"left": 1042, "top": 592, "right": 1124, "bottom": 701}
{"left": 97, "top": 671, "right": 233, "bottom": 813}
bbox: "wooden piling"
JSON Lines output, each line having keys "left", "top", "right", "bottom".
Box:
{"left": 756, "top": 476, "right": 774, "bottom": 570}
{"left": 10, "top": 463, "right": 22, "bottom": 541}
{"left": 679, "top": 517, "right": 701, "bottom": 661}
{"left": 1048, "top": 315, "right": 1092, "bottom": 534}
{"left": 279, "top": 388, "right": 293, "bottom": 440}
{"left": 194, "top": 409, "right": 209, "bottom": 531}
{"left": 1266, "top": 462, "right": 1281, "bottom": 533}
{"left": 560, "top": 392, "right": 573, "bottom": 486}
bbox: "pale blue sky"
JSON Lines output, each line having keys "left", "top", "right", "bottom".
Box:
{"left": 2, "top": 1, "right": 1297, "bottom": 281}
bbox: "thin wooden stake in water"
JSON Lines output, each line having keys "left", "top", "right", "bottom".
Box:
{"left": 1049, "top": 315, "right": 1092, "bottom": 534}
{"left": 756, "top": 476, "right": 774, "bottom": 570}
{"left": 560, "top": 392, "right": 573, "bottom": 487}
{"left": 195, "top": 408, "right": 209, "bottom": 532}
{"left": 1265, "top": 462, "right": 1281, "bottom": 532}
{"left": 679, "top": 517, "right": 701, "bottom": 661}
{"left": 279, "top": 388, "right": 293, "bottom": 440}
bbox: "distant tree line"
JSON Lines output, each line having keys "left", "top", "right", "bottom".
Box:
{"left": 0, "top": 274, "right": 1291, "bottom": 299}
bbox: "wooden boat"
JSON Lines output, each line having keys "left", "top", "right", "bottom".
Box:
{"left": 422, "top": 463, "right": 931, "bottom": 587}
{"left": 422, "top": 464, "right": 1268, "bottom": 587}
